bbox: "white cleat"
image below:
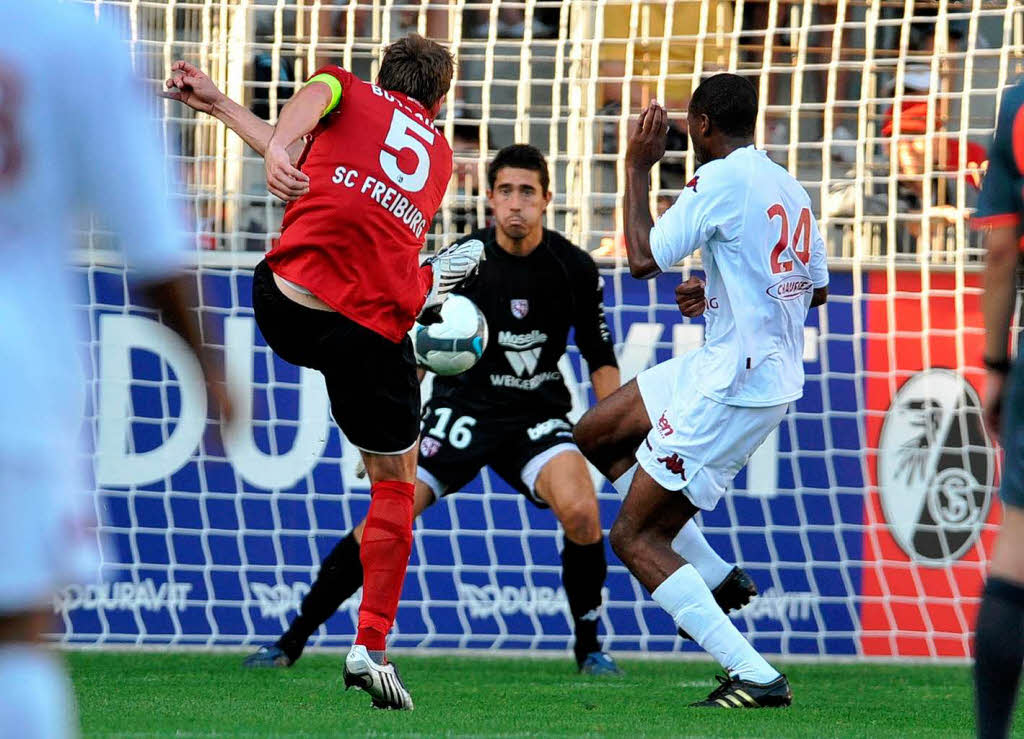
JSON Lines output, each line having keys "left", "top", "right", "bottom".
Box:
{"left": 343, "top": 645, "right": 414, "bottom": 710}
{"left": 419, "top": 238, "right": 485, "bottom": 323}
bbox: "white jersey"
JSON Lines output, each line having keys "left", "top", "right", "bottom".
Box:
{"left": 0, "top": 2, "right": 187, "bottom": 609}
{"left": 650, "top": 145, "right": 829, "bottom": 407}
{"left": 0, "top": 1, "right": 186, "bottom": 463}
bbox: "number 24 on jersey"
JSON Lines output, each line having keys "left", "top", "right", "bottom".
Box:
{"left": 766, "top": 204, "right": 812, "bottom": 275}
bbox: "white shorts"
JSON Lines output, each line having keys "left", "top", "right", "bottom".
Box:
{"left": 635, "top": 353, "right": 787, "bottom": 511}
{"left": 0, "top": 457, "right": 97, "bottom": 613}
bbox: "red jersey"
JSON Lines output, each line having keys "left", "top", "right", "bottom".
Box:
{"left": 266, "top": 66, "right": 453, "bottom": 343}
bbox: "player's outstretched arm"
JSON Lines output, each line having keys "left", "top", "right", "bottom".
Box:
{"left": 162, "top": 61, "right": 304, "bottom": 163}
{"left": 84, "top": 50, "right": 235, "bottom": 425}
{"left": 623, "top": 102, "right": 669, "bottom": 279}
{"left": 141, "top": 277, "right": 234, "bottom": 425}
{"left": 265, "top": 83, "right": 333, "bottom": 201}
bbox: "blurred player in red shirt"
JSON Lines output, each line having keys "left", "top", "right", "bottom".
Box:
{"left": 166, "top": 35, "right": 484, "bottom": 710}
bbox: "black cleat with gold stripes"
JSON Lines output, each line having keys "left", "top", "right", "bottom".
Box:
{"left": 690, "top": 673, "right": 793, "bottom": 709}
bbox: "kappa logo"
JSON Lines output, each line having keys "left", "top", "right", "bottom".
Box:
{"left": 657, "top": 412, "right": 674, "bottom": 438}
{"left": 878, "top": 369, "right": 994, "bottom": 564}
{"left": 511, "top": 299, "right": 529, "bottom": 319}
{"left": 685, "top": 175, "right": 699, "bottom": 191}
{"left": 505, "top": 347, "right": 541, "bottom": 377}
{"left": 657, "top": 452, "right": 687, "bottom": 479}
{"left": 420, "top": 436, "right": 441, "bottom": 458}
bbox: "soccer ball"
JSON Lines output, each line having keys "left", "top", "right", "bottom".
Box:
{"left": 412, "top": 295, "right": 489, "bottom": 376}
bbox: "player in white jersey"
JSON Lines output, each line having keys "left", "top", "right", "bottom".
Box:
{"left": 0, "top": 3, "right": 231, "bottom": 736}
{"left": 574, "top": 74, "right": 829, "bottom": 708}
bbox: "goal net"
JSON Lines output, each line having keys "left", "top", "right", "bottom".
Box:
{"left": 63, "top": 0, "right": 1020, "bottom": 659}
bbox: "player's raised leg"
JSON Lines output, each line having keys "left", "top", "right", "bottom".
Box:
{"left": 610, "top": 465, "right": 791, "bottom": 708}
{"left": 574, "top": 379, "right": 650, "bottom": 484}
{"left": 575, "top": 378, "right": 755, "bottom": 621}
{"left": 532, "top": 449, "right": 620, "bottom": 675}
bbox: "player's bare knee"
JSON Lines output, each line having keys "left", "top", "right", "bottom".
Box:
{"left": 362, "top": 448, "right": 418, "bottom": 484}
{"left": 608, "top": 517, "right": 638, "bottom": 563}
{"left": 559, "top": 499, "right": 602, "bottom": 545}
{"left": 571, "top": 410, "right": 600, "bottom": 459}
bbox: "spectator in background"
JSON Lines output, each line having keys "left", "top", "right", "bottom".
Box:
{"left": 464, "top": 0, "right": 560, "bottom": 39}
{"left": 883, "top": 98, "right": 986, "bottom": 242}
{"left": 449, "top": 122, "right": 486, "bottom": 234}
{"left": 596, "top": 0, "right": 733, "bottom": 113}
{"left": 591, "top": 1, "right": 733, "bottom": 258}
{"left": 884, "top": 9, "right": 979, "bottom": 251}
{"left": 826, "top": 7, "right": 984, "bottom": 257}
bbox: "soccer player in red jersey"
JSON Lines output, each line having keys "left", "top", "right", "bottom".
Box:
{"left": 165, "top": 36, "right": 484, "bottom": 710}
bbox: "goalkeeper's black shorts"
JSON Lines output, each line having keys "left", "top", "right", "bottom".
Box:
{"left": 415, "top": 395, "right": 580, "bottom": 506}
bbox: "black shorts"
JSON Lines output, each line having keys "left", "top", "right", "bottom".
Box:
{"left": 415, "top": 396, "right": 580, "bottom": 506}
{"left": 252, "top": 260, "right": 419, "bottom": 454}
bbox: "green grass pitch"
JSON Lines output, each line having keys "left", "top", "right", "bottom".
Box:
{"left": 68, "top": 651, "right": 1002, "bottom": 737}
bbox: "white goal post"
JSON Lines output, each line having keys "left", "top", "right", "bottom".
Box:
{"left": 63, "top": 0, "right": 1021, "bottom": 660}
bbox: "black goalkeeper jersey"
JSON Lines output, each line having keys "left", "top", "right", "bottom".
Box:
{"left": 430, "top": 227, "right": 618, "bottom": 420}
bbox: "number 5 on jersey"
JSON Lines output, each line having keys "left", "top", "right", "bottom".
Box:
{"left": 767, "top": 204, "right": 812, "bottom": 274}
{"left": 380, "top": 110, "right": 434, "bottom": 193}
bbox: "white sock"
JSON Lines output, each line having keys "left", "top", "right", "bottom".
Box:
{"left": 614, "top": 465, "right": 735, "bottom": 591}
{"left": 652, "top": 564, "right": 780, "bottom": 684}
{"left": 0, "top": 646, "right": 77, "bottom": 739}
{"left": 611, "top": 463, "right": 637, "bottom": 497}
{"left": 672, "top": 520, "right": 734, "bottom": 590}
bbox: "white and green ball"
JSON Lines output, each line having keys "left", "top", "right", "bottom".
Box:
{"left": 412, "top": 295, "right": 489, "bottom": 376}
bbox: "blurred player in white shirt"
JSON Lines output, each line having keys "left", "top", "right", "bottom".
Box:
{"left": 0, "top": 3, "right": 231, "bottom": 736}
{"left": 575, "top": 74, "right": 828, "bottom": 708}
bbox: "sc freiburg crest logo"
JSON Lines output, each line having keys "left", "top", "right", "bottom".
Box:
{"left": 878, "top": 369, "right": 994, "bottom": 565}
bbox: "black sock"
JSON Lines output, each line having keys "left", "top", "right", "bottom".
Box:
{"left": 975, "top": 577, "right": 1024, "bottom": 739}
{"left": 561, "top": 538, "right": 607, "bottom": 665}
{"left": 277, "top": 531, "right": 364, "bottom": 662}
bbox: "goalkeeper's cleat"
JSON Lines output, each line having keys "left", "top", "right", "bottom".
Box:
{"left": 242, "top": 644, "right": 292, "bottom": 668}
{"left": 678, "top": 566, "right": 758, "bottom": 640}
{"left": 418, "top": 239, "right": 485, "bottom": 325}
{"left": 578, "top": 651, "right": 623, "bottom": 676}
{"left": 690, "top": 673, "right": 792, "bottom": 709}
{"left": 343, "top": 645, "right": 414, "bottom": 711}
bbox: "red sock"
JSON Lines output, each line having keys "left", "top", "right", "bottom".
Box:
{"left": 356, "top": 480, "right": 415, "bottom": 651}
